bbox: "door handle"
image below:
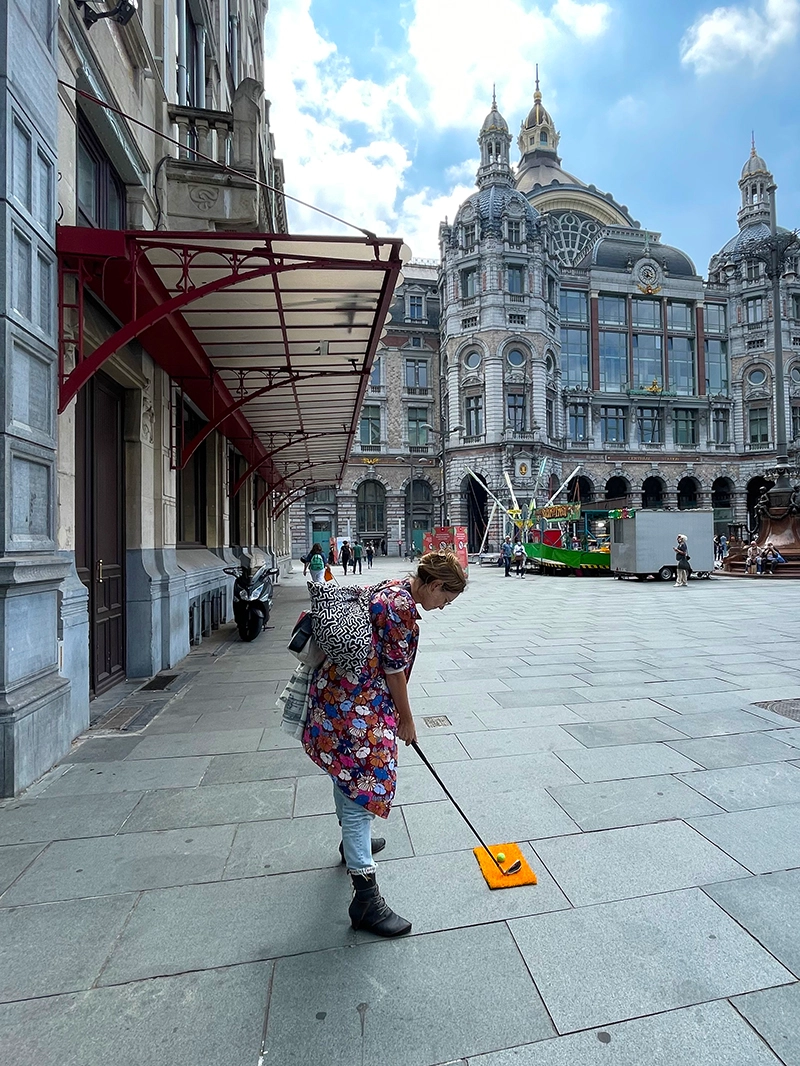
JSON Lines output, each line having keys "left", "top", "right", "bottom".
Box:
{"left": 97, "top": 559, "right": 104, "bottom": 584}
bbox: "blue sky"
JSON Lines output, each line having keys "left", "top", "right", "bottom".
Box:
{"left": 264, "top": 0, "right": 800, "bottom": 273}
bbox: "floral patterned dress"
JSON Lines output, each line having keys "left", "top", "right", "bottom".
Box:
{"left": 302, "top": 581, "right": 419, "bottom": 818}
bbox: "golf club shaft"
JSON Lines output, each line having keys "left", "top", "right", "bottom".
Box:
{"left": 411, "top": 740, "right": 506, "bottom": 872}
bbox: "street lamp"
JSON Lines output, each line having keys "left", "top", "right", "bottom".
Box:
{"left": 422, "top": 422, "right": 464, "bottom": 525}
{"left": 724, "top": 183, "right": 799, "bottom": 508}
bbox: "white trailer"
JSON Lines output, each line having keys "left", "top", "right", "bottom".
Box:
{"left": 610, "top": 510, "right": 715, "bottom": 581}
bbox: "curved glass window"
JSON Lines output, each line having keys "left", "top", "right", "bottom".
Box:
{"left": 464, "top": 351, "right": 482, "bottom": 370}
{"left": 749, "top": 368, "right": 767, "bottom": 385}
{"left": 507, "top": 349, "right": 525, "bottom": 367}
{"left": 791, "top": 366, "right": 800, "bottom": 384}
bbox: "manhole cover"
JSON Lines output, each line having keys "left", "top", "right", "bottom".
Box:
{"left": 423, "top": 715, "right": 452, "bottom": 728}
{"left": 140, "top": 672, "right": 179, "bottom": 691}
{"left": 753, "top": 699, "right": 800, "bottom": 722}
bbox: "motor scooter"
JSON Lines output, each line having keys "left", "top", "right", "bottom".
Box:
{"left": 223, "top": 563, "right": 280, "bottom": 642}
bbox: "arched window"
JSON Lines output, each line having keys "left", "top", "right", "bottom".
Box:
{"left": 642, "top": 476, "right": 666, "bottom": 509}
{"left": 576, "top": 475, "right": 594, "bottom": 504}
{"left": 677, "top": 477, "right": 700, "bottom": 510}
{"left": 605, "top": 476, "right": 630, "bottom": 504}
{"left": 357, "top": 481, "right": 385, "bottom": 534}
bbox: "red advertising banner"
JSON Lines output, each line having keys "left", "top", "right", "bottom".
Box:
{"left": 422, "top": 532, "right": 435, "bottom": 554}
{"left": 432, "top": 526, "right": 453, "bottom": 551}
{"left": 453, "top": 526, "right": 469, "bottom": 570}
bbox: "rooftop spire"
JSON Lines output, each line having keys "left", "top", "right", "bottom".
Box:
{"left": 535, "top": 63, "right": 540, "bottom": 93}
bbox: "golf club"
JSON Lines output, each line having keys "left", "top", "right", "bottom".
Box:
{"left": 411, "top": 740, "right": 522, "bottom": 876}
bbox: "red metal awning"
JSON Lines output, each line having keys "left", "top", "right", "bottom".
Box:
{"left": 57, "top": 228, "right": 407, "bottom": 491}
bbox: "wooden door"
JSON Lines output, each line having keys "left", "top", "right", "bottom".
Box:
{"left": 76, "top": 374, "right": 126, "bottom": 696}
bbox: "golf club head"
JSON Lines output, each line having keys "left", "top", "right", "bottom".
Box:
{"left": 504, "top": 860, "right": 523, "bottom": 876}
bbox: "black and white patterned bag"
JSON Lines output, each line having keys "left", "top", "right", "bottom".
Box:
{"left": 307, "top": 580, "right": 388, "bottom": 675}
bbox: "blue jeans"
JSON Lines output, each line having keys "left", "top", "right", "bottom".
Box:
{"left": 332, "top": 780, "right": 376, "bottom": 875}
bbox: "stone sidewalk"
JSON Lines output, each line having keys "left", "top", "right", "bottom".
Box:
{"left": 1, "top": 561, "right": 800, "bottom": 1065}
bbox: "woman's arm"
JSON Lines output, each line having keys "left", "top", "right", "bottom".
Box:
{"left": 385, "top": 670, "right": 417, "bottom": 745}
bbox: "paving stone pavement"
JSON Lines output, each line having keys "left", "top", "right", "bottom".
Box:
{"left": 2, "top": 560, "right": 800, "bottom": 1066}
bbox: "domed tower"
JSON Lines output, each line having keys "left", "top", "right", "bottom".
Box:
{"left": 737, "top": 138, "right": 773, "bottom": 229}
{"left": 439, "top": 95, "right": 555, "bottom": 547}
{"left": 517, "top": 68, "right": 561, "bottom": 162}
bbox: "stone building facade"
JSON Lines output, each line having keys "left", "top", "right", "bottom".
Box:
{"left": 290, "top": 263, "right": 442, "bottom": 557}
{"left": 1, "top": 0, "right": 291, "bottom": 795}
{"left": 438, "top": 83, "right": 800, "bottom": 548}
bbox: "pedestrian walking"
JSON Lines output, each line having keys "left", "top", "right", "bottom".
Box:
{"left": 366, "top": 543, "right": 374, "bottom": 569}
{"left": 353, "top": 541, "right": 363, "bottom": 574}
{"left": 380, "top": 538, "right": 387, "bottom": 556}
{"left": 713, "top": 535, "right": 721, "bottom": 564}
{"left": 719, "top": 534, "right": 728, "bottom": 560}
{"left": 340, "top": 540, "right": 352, "bottom": 576}
{"left": 306, "top": 543, "right": 326, "bottom": 584}
{"left": 674, "top": 534, "right": 690, "bottom": 586}
{"left": 302, "top": 551, "right": 467, "bottom": 937}
{"left": 328, "top": 546, "right": 336, "bottom": 567}
{"left": 513, "top": 540, "right": 526, "bottom": 577}
{"left": 501, "top": 535, "right": 513, "bottom": 577}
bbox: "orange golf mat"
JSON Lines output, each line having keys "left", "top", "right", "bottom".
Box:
{"left": 473, "top": 843, "right": 538, "bottom": 890}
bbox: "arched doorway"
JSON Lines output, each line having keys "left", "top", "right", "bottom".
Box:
{"left": 711, "top": 477, "right": 734, "bottom": 536}
{"left": 677, "top": 476, "right": 700, "bottom": 510}
{"left": 357, "top": 480, "right": 386, "bottom": 545}
{"left": 746, "top": 476, "right": 773, "bottom": 531}
{"left": 574, "top": 475, "right": 594, "bottom": 504}
{"left": 605, "top": 476, "right": 630, "bottom": 506}
{"left": 405, "top": 479, "right": 433, "bottom": 553}
{"left": 463, "top": 474, "right": 489, "bottom": 552}
{"left": 641, "top": 476, "right": 666, "bottom": 509}
{"left": 305, "top": 486, "right": 336, "bottom": 555}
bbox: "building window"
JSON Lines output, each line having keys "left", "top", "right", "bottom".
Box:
{"left": 359, "top": 404, "right": 381, "bottom": 445}
{"left": 461, "top": 269, "right": 478, "bottom": 298}
{"left": 464, "top": 350, "right": 481, "bottom": 370}
{"left": 507, "top": 220, "right": 522, "bottom": 246}
{"left": 508, "top": 313, "right": 526, "bottom": 325}
{"left": 599, "top": 331, "right": 628, "bottom": 391}
{"left": 507, "top": 392, "right": 525, "bottom": 431}
{"left": 631, "top": 298, "right": 662, "bottom": 330}
{"left": 669, "top": 336, "right": 696, "bottom": 395}
{"left": 369, "top": 357, "right": 382, "bottom": 387}
{"left": 508, "top": 265, "right": 525, "bottom": 294}
{"left": 600, "top": 406, "right": 626, "bottom": 443}
{"left": 546, "top": 397, "right": 555, "bottom": 437}
{"left": 307, "top": 487, "right": 335, "bottom": 504}
{"left": 77, "top": 117, "right": 125, "bottom": 229}
{"left": 745, "top": 260, "right": 763, "bottom": 282}
{"left": 705, "top": 339, "right": 728, "bottom": 394}
{"left": 598, "top": 295, "right": 627, "bottom": 326}
{"left": 405, "top": 358, "right": 428, "bottom": 390}
{"left": 712, "top": 408, "right": 730, "bottom": 444}
{"left": 561, "top": 328, "right": 589, "bottom": 387}
{"left": 411, "top": 336, "right": 422, "bottom": 348}
{"left": 408, "top": 406, "right": 429, "bottom": 446}
{"left": 507, "top": 348, "right": 525, "bottom": 367}
{"left": 792, "top": 294, "right": 800, "bottom": 320}
{"left": 408, "top": 294, "right": 424, "bottom": 320}
{"left": 559, "top": 289, "right": 588, "bottom": 323}
{"left": 228, "top": 451, "right": 243, "bottom": 547}
{"left": 705, "top": 304, "right": 726, "bottom": 332}
{"left": 177, "top": 403, "right": 207, "bottom": 547}
{"left": 465, "top": 394, "right": 484, "bottom": 437}
{"left": 746, "top": 297, "right": 764, "bottom": 323}
{"left": 568, "top": 403, "right": 588, "bottom": 441}
{"left": 632, "top": 333, "right": 663, "bottom": 389}
{"left": 792, "top": 405, "right": 800, "bottom": 440}
{"left": 667, "top": 301, "right": 693, "bottom": 332}
{"left": 749, "top": 406, "right": 769, "bottom": 444}
{"left": 638, "top": 407, "right": 662, "bottom": 444}
{"left": 674, "top": 408, "right": 697, "bottom": 445}
{"left": 357, "top": 480, "right": 385, "bottom": 533}
{"left": 463, "top": 223, "right": 476, "bottom": 251}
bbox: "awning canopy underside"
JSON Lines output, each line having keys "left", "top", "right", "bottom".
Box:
{"left": 58, "top": 229, "right": 407, "bottom": 492}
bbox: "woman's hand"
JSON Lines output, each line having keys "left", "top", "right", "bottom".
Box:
{"left": 396, "top": 715, "right": 417, "bottom": 746}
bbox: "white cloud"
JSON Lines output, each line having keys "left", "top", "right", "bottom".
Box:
{"left": 406, "top": 0, "right": 611, "bottom": 130}
{"left": 680, "top": 0, "right": 800, "bottom": 74}
{"left": 264, "top": 0, "right": 614, "bottom": 257}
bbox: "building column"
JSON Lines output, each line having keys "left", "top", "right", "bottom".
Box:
{"left": 0, "top": 3, "right": 80, "bottom": 796}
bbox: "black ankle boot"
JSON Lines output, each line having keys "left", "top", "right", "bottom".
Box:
{"left": 339, "top": 838, "right": 386, "bottom": 864}
{"left": 348, "top": 873, "right": 412, "bottom": 937}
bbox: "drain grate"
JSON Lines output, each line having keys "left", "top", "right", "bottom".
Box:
{"left": 753, "top": 699, "right": 800, "bottom": 722}
{"left": 140, "top": 672, "right": 179, "bottom": 691}
{"left": 423, "top": 715, "right": 452, "bottom": 728}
